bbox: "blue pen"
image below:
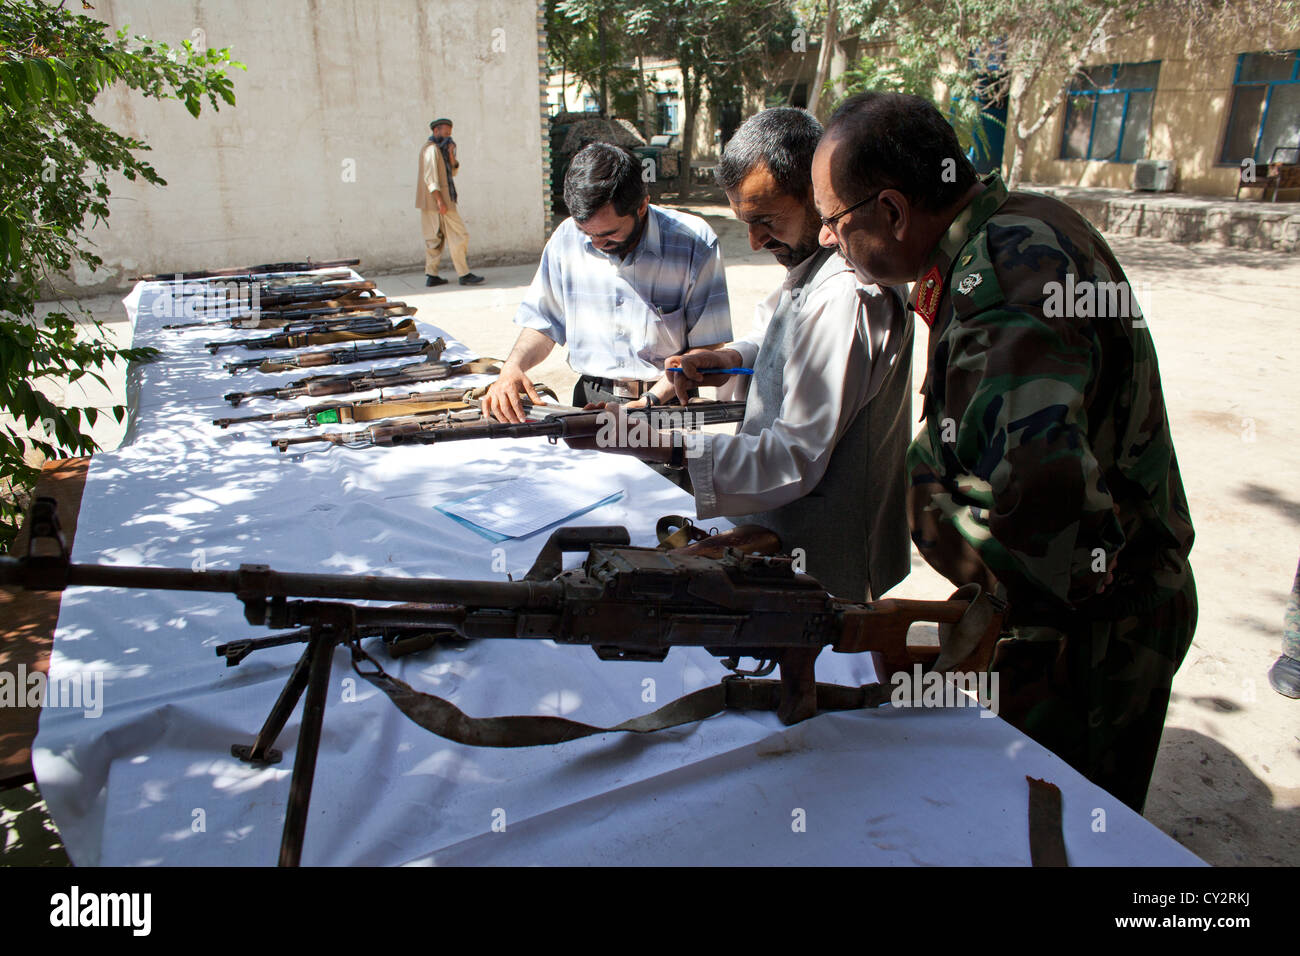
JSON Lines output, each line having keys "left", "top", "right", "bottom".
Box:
{"left": 666, "top": 367, "right": 753, "bottom": 375}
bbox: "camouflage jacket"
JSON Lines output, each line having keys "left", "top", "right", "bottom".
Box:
{"left": 907, "top": 173, "right": 1195, "bottom": 616}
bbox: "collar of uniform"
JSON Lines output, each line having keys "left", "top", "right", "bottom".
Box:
{"left": 909, "top": 172, "right": 1008, "bottom": 322}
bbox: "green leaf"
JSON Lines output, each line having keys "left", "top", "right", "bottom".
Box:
{"left": 4, "top": 60, "right": 29, "bottom": 104}
{"left": 0, "top": 1, "right": 242, "bottom": 517}
{"left": 25, "top": 58, "right": 47, "bottom": 97}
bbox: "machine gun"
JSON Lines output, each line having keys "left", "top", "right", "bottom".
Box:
{"left": 3, "top": 499, "right": 1003, "bottom": 866}
{"left": 223, "top": 336, "right": 437, "bottom": 375}
{"left": 205, "top": 316, "right": 419, "bottom": 354}
{"left": 269, "top": 400, "right": 749, "bottom": 452}
{"left": 222, "top": 349, "right": 501, "bottom": 405}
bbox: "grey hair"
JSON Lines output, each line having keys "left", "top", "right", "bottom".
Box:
{"left": 715, "top": 107, "right": 823, "bottom": 197}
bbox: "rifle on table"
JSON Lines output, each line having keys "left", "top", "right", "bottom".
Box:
{"left": 269, "top": 400, "right": 749, "bottom": 452}
{"left": 162, "top": 297, "right": 402, "bottom": 331}
{"left": 223, "top": 350, "right": 500, "bottom": 405}
{"left": 134, "top": 258, "right": 361, "bottom": 281}
{"left": 3, "top": 498, "right": 1004, "bottom": 867}
{"left": 205, "top": 316, "right": 419, "bottom": 354}
{"left": 223, "top": 336, "right": 440, "bottom": 375}
{"left": 200, "top": 281, "right": 379, "bottom": 313}
{"left": 213, "top": 384, "right": 557, "bottom": 429}
{"left": 265, "top": 388, "right": 567, "bottom": 448}
{"left": 167, "top": 270, "right": 356, "bottom": 298}
{"left": 209, "top": 270, "right": 354, "bottom": 291}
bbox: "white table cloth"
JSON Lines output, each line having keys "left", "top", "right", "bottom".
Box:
{"left": 28, "top": 275, "right": 1203, "bottom": 867}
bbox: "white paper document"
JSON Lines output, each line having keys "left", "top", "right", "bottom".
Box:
{"left": 437, "top": 476, "right": 624, "bottom": 540}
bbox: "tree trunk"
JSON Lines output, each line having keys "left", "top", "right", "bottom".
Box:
{"left": 1005, "top": 69, "right": 1031, "bottom": 189}
{"left": 1006, "top": 9, "right": 1116, "bottom": 189}
{"left": 598, "top": 10, "right": 608, "bottom": 116}
{"left": 678, "top": 64, "right": 700, "bottom": 201}
{"left": 828, "top": 23, "right": 848, "bottom": 108}
{"left": 637, "top": 50, "right": 652, "bottom": 140}
{"left": 807, "top": 0, "right": 838, "bottom": 119}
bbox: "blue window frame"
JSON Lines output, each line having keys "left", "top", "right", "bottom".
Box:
{"left": 1218, "top": 50, "right": 1300, "bottom": 165}
{"left": 1059, "top": 61, "right": 1160, "bottom": 162}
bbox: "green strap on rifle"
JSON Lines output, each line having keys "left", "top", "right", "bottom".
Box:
{"left": 349, "top": 643, "right": 891, "bottom": 748}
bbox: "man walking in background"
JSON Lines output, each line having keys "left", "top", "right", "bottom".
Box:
{"left": 416, "top": 117, "right": 485, "bottom": 287}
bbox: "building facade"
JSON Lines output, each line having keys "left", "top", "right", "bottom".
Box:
{"left": 75, "top": 0, "right": 548, "bottom": 291}
{"left": 1016, "top": 18, "right": 1300, "bottom": 198}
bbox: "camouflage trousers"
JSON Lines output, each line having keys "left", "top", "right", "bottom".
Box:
{"left": 989, "top": 569, "right": 1197, "bottom": 814}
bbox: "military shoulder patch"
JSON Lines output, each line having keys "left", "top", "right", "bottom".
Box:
{"left": 913, "top": 265, "right": 943, "bottom": 327}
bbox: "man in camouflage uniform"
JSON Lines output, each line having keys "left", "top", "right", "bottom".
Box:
{"left": 812, "top": 92, "right": 1196, "bottom": 812}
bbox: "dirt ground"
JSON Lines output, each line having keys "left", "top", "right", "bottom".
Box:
{"left": 3, "top": 198, "right": 1297, "bottom": 867}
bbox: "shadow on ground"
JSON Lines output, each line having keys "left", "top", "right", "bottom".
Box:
{"left": 1, "top": 784, "right": 70, "bottom": 866}
{"left": 1146, "top": 726, "right": 1300, "bottom": 866}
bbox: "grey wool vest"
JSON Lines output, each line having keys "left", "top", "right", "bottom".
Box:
{"left": 737, "top": 255, "right": 914, "bottom": 602}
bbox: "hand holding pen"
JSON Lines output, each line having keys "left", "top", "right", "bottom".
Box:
{"left": 664, "top": 347, "right": 749, "bottom": 405}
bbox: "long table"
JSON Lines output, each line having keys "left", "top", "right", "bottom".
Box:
{"left": 16, "top": 276, "right": 1203, "bottom": 866}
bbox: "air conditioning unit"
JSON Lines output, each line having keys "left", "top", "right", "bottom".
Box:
{"left": 1133, "top": 159, "right": 1176, "bottom": 192}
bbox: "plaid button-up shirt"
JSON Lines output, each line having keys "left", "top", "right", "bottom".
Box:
{"left": 514, "top": 205, "right": 732, "bottom": 380}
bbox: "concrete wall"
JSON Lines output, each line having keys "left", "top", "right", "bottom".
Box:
{"left": 1017, "top": 18, "right": 1300, "bottom": 196}
{"left": 74, "top": 0, "right": 546, "bottom": 291}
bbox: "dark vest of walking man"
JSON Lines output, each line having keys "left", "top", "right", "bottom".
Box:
{"left": 416, "top": 117, "right": 485, "bottom": 287}
{"left": 811, "top": 92, "right": 1197, "bottom": 812}
{"left": 577, "top": 108, "right": 914, "bottom": 604}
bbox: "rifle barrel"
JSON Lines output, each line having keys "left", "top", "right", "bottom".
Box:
{"left": 0, "top": 557, "right": 561, "bottom": 611}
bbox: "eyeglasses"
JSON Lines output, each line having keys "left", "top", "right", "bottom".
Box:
{"left": 820, "top": 190, "right": 884, "bottom": 234}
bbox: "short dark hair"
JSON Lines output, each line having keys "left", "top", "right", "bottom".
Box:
{"left": 563, "top": 143, "right": 646, "bottom": 221}
{"left": 824, "top": 92, "right": 977, "bottom": 212}
{"left": 715, "top": 107, "right": 822, "bottom": 197}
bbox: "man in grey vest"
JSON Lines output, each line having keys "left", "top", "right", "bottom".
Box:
{"left": 578, "top": 108, "right": 914, "bottom": 602}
